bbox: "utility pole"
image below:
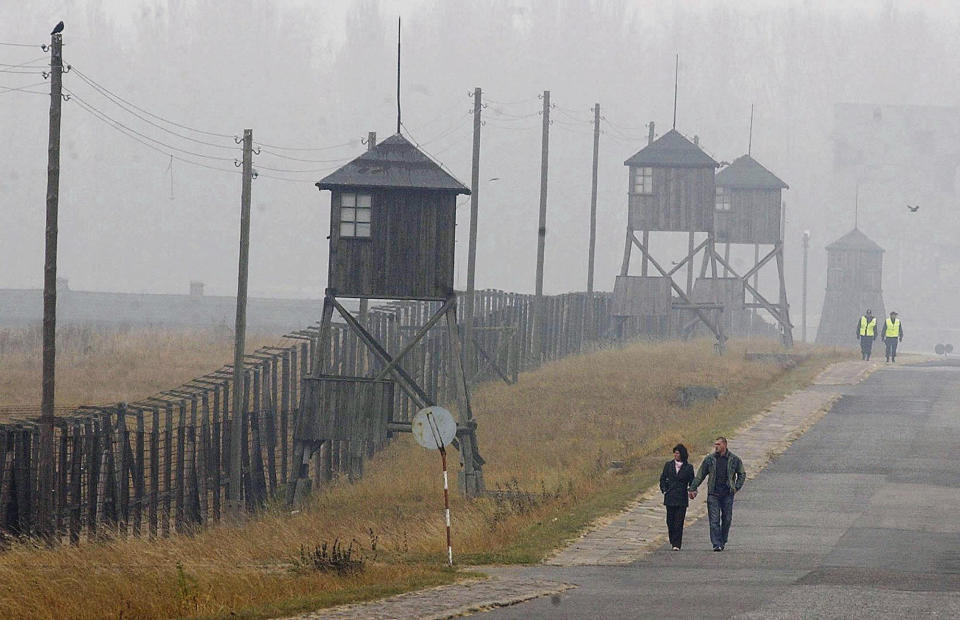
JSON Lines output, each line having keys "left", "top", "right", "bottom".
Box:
{"left": 586, "top": 103, "right": 600, "bottom": 293}
{"left": 358, "top": 132, "right": 376, "bottom": 326}
{"left": 641, "top": 122, "right": 654, "bottom": 277}
{"left": 533, "top": 90, "right": 550, "bottom": 360}
{"left": 464, "top": 88, "right": 482, "bottom": 380}
{"left": 802, "top": 230, "right": 810, "bottom": 342}
{"left": 39, "top": 26, "right": 64, "bottom": 539}
{"left": 229, "top": 129, "right": 253, "bottom": 517}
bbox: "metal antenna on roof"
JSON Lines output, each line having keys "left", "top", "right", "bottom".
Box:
{"left": 672, "top": 53, "right": 679, "bottom": 130}
{"left": 748, "top": 104, "right": 754, "bottom": 156}
{"left": 855, "top": 182, "right": 860, "bottom": 229}
{"left": 396, "top": 16, "right": 402, "bottom": 135}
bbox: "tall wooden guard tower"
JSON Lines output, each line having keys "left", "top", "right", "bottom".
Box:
{"left": 287, "top": 133, "right": 484, "bottom": 502}
{"left": 614, "top": 128, "right": 726, "bottom": 348}
{"left": 815, "top": 228, "right": 885, "bottom": 346}
{"left": 713, "top": 154, "right": 794, "bottom": 346}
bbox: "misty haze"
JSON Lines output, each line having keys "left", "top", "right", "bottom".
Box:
{"left": 2, "top": 2, "right": 960, "bottom": 619}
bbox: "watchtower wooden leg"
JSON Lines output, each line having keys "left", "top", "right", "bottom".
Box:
{"left": 285, "top": 294, "right": 334, "bottom": 507}
{"left": 776, "top": 246, "right": 794, "bottom": 347}
{"left": 444, "top": 301, "right": 484, "bottom": 496}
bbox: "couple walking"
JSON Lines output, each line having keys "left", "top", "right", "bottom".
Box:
{"left": 659, "top": 437, "right": 746, "bottom": 551}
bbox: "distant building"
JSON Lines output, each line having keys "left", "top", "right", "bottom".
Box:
{"left": 0, "top": 288, "right": 322, "bottom": 332}
{"left": 815, "top": 228, "right": 885, "bottom": 346}
{"left": 832, "top": 103, "right": 960, "bottom": 349}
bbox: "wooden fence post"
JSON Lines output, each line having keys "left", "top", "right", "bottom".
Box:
{"left": 133, "top": 409, "right": 145, "bottom": 536}
{"left": 149, "top": 407, "right": 159, "bottom": 538}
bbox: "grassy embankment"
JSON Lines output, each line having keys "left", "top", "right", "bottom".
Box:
{"left": 0, "top": 327, "right": 849, "bottom": 618}
{"left": 0, "top": 326, "right": 278, "bottom": 412}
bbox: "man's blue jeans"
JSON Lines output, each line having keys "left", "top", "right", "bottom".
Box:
{"left": 707, "top": 493, "right": 734, "bottom": 548}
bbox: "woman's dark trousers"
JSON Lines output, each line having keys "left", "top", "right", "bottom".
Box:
{"left": 666, "top": 505, "right": 687, "bottom": 548}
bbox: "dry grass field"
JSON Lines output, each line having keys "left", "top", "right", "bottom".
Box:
{"left": 0, "top": 329, "right": 848, "bottom": 618}
{"left": 0, "top": 326, "right": 278, "bottom": 413}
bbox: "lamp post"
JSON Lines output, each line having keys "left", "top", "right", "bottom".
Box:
{"left": 802, "top": 230, "right": 810, "bottom": 343}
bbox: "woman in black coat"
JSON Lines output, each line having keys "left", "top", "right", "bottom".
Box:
{"left": 660, "top": 443, "right": 694, "bottom": 550}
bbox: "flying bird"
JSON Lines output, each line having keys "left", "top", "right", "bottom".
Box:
{"left": 907, "top": 204, "right": 919, "bottom": 213}
{"left": 50, "top": 21, "right": 64, "bottom": 35}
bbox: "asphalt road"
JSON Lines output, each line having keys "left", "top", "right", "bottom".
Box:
{"left": 479, "top": 359, "right": 960, "bottom": 619}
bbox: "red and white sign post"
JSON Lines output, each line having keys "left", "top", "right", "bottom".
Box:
{"left": 412, "top": 406, "right": 458, "bottom": 567}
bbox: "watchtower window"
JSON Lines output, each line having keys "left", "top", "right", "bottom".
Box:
{"left": 633, "top": 167, "right": 653, "bottom": 195}
{"left": 339, "top": 192, "right": 372, "bottom": 238}
{"left": 715, "top": 186, "right": 731, "bottom": 211}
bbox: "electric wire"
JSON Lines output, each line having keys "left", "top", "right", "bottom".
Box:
{"left": 69, "top": 66, "right": 235, "bottom": 139}
{"left": 487, "top": 107, "right": 539, "bottom": 120}
{"left": 257, "top": 148, "right": 357, "bottom": 164}
{"left": 66, "top": 90, "right": 241, "bottom": 176}
{"left": 399, "top": 121, "right": 463, "bottom": 181}
{"left": 254, "top": 138, "right": 358, "bottom": 152}
{"left": 0, "top": 41, "right": 44, "bottom": 48}
{"left": 0, "top": 55, "right": 48, "bottom": 68}
{"left": 70, "top": 67, "right": 239, "bottom": 150}
{"left": 484, "top": 95, "right": 540, "bottom": 106}
{"left": 63, "top": 88, "right": 238, "bottom": 161}
{"left": 0, "top": 81, "right": 47, "bottom": 94}
{"left": 253, "top": 160, "right": 351, "bottom": 174}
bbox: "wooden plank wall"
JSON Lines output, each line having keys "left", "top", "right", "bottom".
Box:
{"left": 0, "top": 289, "right": 613, "bottom": 543}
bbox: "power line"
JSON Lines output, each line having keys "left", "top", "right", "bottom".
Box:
{"left": 0, "top": 81, "right": 48, "bottom": 95}
{"left": 418, "top": 112, "right": 472, "bottom": 147}
{"left": 254, "top": 138, "right": 358, "bottom": 152}
{"left": 257, "top": 148, "right": 357, "bottom": 164}
{"left": 0, "top": 41, "right": 45, "bottom": 48}
{"left": 0, "top": 68, "right": 46, "bottom": 74}
{"left": 64, "top": 88, "right": 238, "bottom": 161}
{"left": 67, "top": 92, "right": 241, "bottom": 176}
{"left": 254, "top": 161, "right": 350, "bottom": 174}
{"left": 70, "top": 68, "right": 239, "bottom": 151}
{"left": 255, "top": 172, "right": 319, "bottom": 184}
{"left": 72, "top": 65, "right": 366, "bottom": 157}
{"left": 399, "top": 121, "right": 463, "bottom": 181}
{"left": 0, "top": 55, "right": 48, "bottom": 68}
{"left": 485, "top": 95, "right": 540, "bottom": 106}
{"left": 552, "top": 106, "right": 591, "bottom": 123}
{"left": 69, "top": 66, "right": 235, "bottom": 139}
{"left": 487, "top": 107, "right": 539, "bottom": 120}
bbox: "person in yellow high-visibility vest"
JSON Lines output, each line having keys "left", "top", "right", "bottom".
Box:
{"left": 855, "top": 309, "right": 877, "bottom": 360}
{"left": 883, "top": 311, "right": 904, "bottom": 363}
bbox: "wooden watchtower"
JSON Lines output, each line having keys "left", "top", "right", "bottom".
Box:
{"left": 287, "top": 133, "right": 484, "bottom": 500}
{"left": 713, "top": 154, "right": 794, "bottom": 346}
{"left": 614, "top": 127, "right": 726, "bottom": 348}
{"left": 815, "top": 228, "right": 885, "bottom": 346}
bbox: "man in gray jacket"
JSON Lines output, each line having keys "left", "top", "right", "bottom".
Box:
{"left": 688, "top": 437, "right": 746, "bottom": 551}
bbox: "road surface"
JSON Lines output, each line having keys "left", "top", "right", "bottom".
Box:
{"left": 479, "top": 359, "right": 960, "bottom": 618}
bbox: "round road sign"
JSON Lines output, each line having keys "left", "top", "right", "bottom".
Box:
{"left": 411, "top": 406, "right": 457, "bottom": 450}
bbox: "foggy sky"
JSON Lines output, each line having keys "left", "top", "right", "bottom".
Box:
{"left": 3, "top": 0, "right": 960, "bottom": 339}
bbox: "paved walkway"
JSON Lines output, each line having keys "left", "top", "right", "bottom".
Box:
{"left": 481, "top": 356, "right": 960, "bottom": 619}
{"left": 546, "top": 360, "right": 866, "bottom": 566}
{"left": 290, "top": 578, "right": 574, "bottom": 620}
{"left": 290, "top": 359, "right": 879, "bottom": 619}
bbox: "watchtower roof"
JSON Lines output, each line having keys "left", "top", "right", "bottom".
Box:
{"left": 716, "top": 154, "right": 789, "bottom": 189}
{"left": 624, "top": 128, "right": 719, "bottom": 168}
{"left": 826, "top": 228, "right": 884, "bottom": 252}
{"left": 316, "top": 133, "right": 470, "bottom": 194}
